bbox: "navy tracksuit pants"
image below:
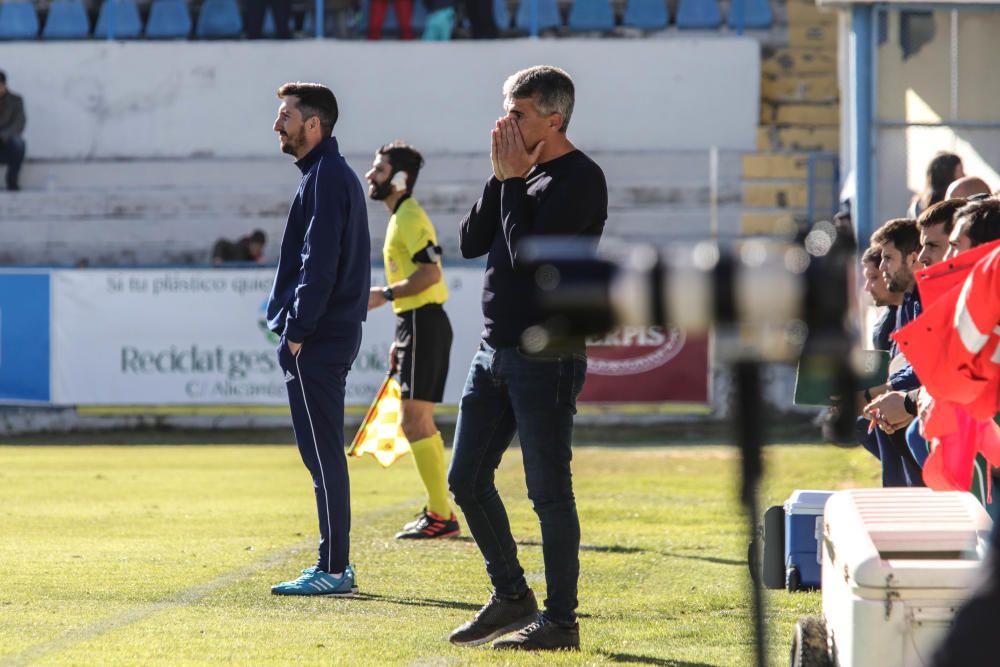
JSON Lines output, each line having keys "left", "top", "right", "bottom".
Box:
{"left": 276, "top": 323, "right": 362, "bottom": 575}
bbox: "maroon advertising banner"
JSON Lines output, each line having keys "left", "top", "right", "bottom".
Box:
{"left": 579, "top": 326, "right": 710, "bottom": 404}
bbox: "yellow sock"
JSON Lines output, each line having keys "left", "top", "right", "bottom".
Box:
{"left": 409, "top": 432, "right": 452, "bottom": 518}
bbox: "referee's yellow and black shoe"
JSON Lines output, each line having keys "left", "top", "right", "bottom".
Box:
{"left": 395, "top": 509, "right": 460, "bottom": 539}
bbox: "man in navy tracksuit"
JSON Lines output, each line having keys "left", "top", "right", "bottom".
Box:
{"left": 266, "top": 82, "right": 371, "bottom": 596}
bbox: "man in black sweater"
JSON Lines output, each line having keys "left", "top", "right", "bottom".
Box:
{"left": 447, "top": 65, "right": 608, "bottom": 652}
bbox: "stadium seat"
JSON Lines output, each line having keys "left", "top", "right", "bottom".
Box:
{"left": 567, "top": 0, "right": 614, "bottom": 31}
{"left": 94, "top": 0, "right": 143, "bottom": 38}
{"left": 0, "top": 1, "right": 39, "bottom": 40}
{"left": 493, "top": 0, "right": 510, "bottom": 30}
{"left": 622, "top": 0, "right": 667, "bottom": 30}
{"left": 145, "top": 0, "right": 192, "bottom": 38}
{"left": 42, "top": 0, "right": 90, "bottom": 38}
{"left": 675, "top": 0, "right": 720, "bottom": 28}
{"left": 515, "top": 0, "right": 560, "bottom": 32}
{"left": 726, "top": 0, "right": 771, "bottom": 29}
{"left": 195, "top": 0, "right": 242, "bottom": 38}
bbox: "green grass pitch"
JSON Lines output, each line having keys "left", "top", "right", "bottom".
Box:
{"left": 0, "top": 441, "right": 880, "bottom": 665}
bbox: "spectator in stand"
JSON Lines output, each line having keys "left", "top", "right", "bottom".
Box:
{"left": 945, "top": 175, "right": 991, "bottom": 201}
{"left": 423, "top": 0, "right": 456, "bottom": 39}
{"left": 245, "top": 0, "right": 293, "bottom": 38}
{"left": 0, "top": 70, "right": 26, "bottom": 192}
{"left": 369, "top": 0, "right": 414, "bottom": 39}
{"left": 465, "top": 0, "right": 499, "bottom": 37}
{"left": 909, "top": 152, "right": 963, "bottom": 218}
{"left": 212, "top": 229, "right": 267, "bottom": 264}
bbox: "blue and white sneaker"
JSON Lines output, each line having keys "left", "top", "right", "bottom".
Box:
{"left": 271, "top": 564, "right": 358, "bottom": 596}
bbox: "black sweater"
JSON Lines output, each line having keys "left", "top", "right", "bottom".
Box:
{"left": 459, "top": 149, "right": 607, "bottom": 349}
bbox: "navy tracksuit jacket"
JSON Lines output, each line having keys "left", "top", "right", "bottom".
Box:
{"left": 267, "top": 136, "right": 371, "bottom": 574}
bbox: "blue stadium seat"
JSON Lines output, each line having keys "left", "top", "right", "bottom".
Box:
{"left": 675, "top": 0, "right": 720, "bottom": 28}
{"left": 622, "top": 0, "right": 667, "bottom": 30}
{"left": 0, "top": 1, "right": 39, "bottom": 40}
{"left": 515, "top": 0, "right": 560, "bottom": 32}
{"left": 42, "top": 0, "right": 90, "bottom": 38}
{"left": 493, "top": 0, "right": 510, "bottom": 30}
{"left": 94, "top": 0, "right": 143, "bottom": 38}
{"left": 411, "top": 0, "right": 428, "bottom": 33}
{"left": 567, "top": 0, "right": 613, "bottom": 31}
{"left": 145, "top": 0, "right": 191, "bottom": 38}
{"left": 726, "top": 0, "right": 771, "bottom": 29}
{"left": 196, "top": 0, "right": 242, "bottom": 38}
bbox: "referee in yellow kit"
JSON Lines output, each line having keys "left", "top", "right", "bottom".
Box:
{"left": 365, "top": 141, "right": 459, "bottom": 540}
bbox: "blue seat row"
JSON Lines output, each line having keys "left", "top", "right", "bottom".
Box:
{"left": 0, "top": 0, "right": 771, "bottom": 40}
{"left": 0, "top": 0, "right": 244, "bottom": 39}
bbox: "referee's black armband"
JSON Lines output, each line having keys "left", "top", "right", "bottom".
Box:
{"left": 412, "top": 241, "right": 443, "bottom": 264}
{"left": 903, "top": 393, "right": 918, "bottom": 416}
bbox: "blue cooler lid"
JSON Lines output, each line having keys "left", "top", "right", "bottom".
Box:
{"left": 783, "top": 489, "right": 834, "bottom": 515}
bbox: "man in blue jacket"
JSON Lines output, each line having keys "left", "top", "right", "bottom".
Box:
{"left": 266, "top": 82, "right": 371, "bottom": 596}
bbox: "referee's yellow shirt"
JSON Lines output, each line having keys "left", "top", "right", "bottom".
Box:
{"left": 383, "top": 197, "right": 449, "bottom": 314}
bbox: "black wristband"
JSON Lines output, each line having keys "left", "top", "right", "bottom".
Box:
{"left": 903, "top": 393, "right": 918, "bottom": 416}
{"left": 382, "top": 286, "right": 395, "bottom": 301}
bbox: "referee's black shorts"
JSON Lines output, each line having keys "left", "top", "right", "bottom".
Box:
{"left": 393, "top": 303, "right": 452, "bottom": 402}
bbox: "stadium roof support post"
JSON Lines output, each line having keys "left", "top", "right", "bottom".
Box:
{"left": 851, "top": 3, "right": 874, "bottom": 245}
{"left": 531, "top": 0, "right": 539, "bottom": 37}
{"left": 315, "top": 0, "right": 323, "bottom": 37}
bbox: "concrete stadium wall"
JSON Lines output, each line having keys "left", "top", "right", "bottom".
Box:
{"left": 6, "top": 38, "right": 759, "bottom": 159}
{"left": 872, "top": 10, "right": 1000, "bottom": 222}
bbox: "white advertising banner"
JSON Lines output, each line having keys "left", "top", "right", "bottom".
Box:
{"left": 51, "top": 268, "right": 485, "bottom": 406}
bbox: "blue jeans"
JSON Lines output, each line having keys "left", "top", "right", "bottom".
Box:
{"left": 0, "top": 136, "right": 25, "bottom": 189}
{"left": 448, "top": 341, "right": 587, "bottom": 625}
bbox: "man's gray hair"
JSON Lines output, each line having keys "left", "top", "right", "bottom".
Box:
{"left": 502, "top": 66, "right": 575, "bottom": 133}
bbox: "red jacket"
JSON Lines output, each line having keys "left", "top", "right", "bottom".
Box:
{"left": 891, "top": 239, "right": 1000, "bottom": 492}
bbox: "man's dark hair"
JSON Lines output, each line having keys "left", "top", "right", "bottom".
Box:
{"left": 0, "top": 70, "right": 6, "bottom": 84}
{"left": 502, "top": 66, "right": 575, "bottom": 133}
{"left": 249, "top": 229, "right": 267, "bottom": 245}
{"left": 861, "top": 245, "right": 881, "bottom": 267}
{"left": 956, "top": 198, "right": 1000, "bottom": 247}
{"left": 917, "top": 198, "right": 966, "bottom": 235}
{"left": 871, "top": 218, "right": 920, "bottom": 257}
{"left": 276, "top": 82, "right": 338, "bottom": 138}
{"left": 377, "top": 141, "right": 425, "bottom": 192}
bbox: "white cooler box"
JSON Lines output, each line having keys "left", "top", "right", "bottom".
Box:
{"left": 820, "top": 488, "right": 992, "bottom": 667}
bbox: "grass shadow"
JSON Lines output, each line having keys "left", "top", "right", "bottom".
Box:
{"left": 452, "top": 536, "right": 646, "bottom": 555}
{"left": 599, "top": 651, "right": 719, "bottom": 666}
{"left": 351, "top": 592, "right": 482, "bottom": 612}
{"left": 659, "top": 550, "right": 745, "bottom": 567}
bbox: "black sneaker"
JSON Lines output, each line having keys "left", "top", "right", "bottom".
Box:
{"left": 493, "top": 615, "right": 580, "bottom": 651}
{"left": 448, "top": 590, "right": 539, "bottom": 647}
{"left": 395, "top": 509, "right": 460, "bottom": 539}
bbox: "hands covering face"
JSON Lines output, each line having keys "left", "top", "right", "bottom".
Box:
{"left": 490, "top": 116, "right": 544, "bottom": 182}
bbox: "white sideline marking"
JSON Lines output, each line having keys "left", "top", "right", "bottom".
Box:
{"left": 4, "top": 498, "right": 422, "bottom": 666}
